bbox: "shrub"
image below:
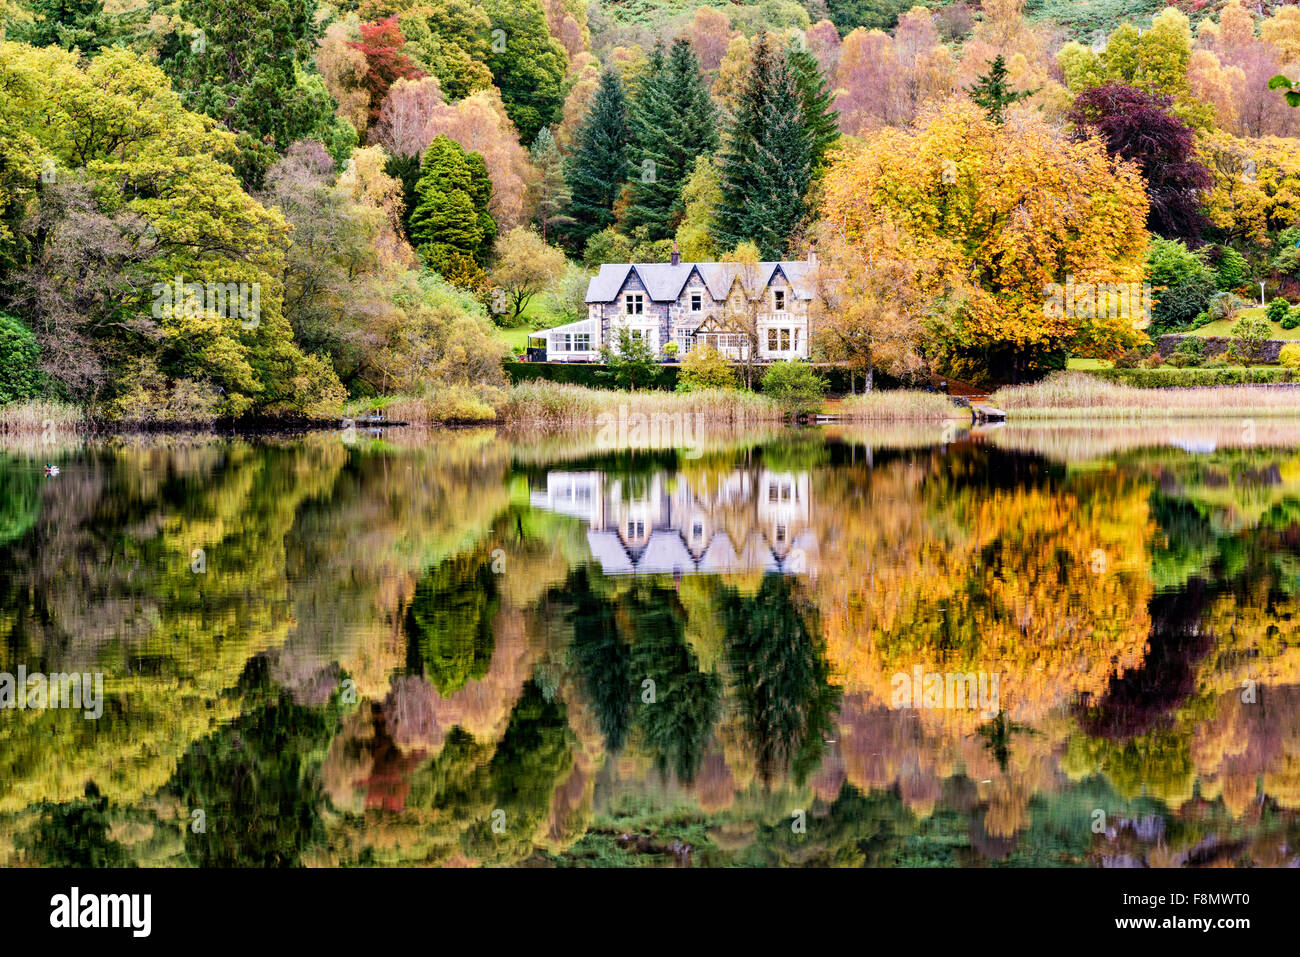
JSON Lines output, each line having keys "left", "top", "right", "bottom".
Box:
{"left": 1283, "top": 306, "right": 1300, "bottom": 331}
{"left": 1229, "top": 313, "right": 1272, "bottom": 364}
{"left": 1191, "top": 310, "right": 1213, "bottom": 329}
{"left": 677, "top": 343, "right": 738, "bottom": 392}
{"left": 600, "top": 327, "right": 661, "bottom": 390}
{"left": 1203, "top": 243, "right": 1248, "bottom": 289}
{"left": 1114, "top": 347, "right": 1143, "bottom": 369}
{"left": 1267, "top": 298, "right": 1291, "bottom": 323}
{"left": 760, "top": 360, "right": 828, "bottom": 417}
{"left": 1164, "top": 351, "right": 1200, "bottom": 367}
{"left": 1208, "top": 291, "right": 1246, "bottom": 322}
{"left": 0, "top": 312, "right": 43, "bottom": 404}
{"left": 1202, "top": 358, "right": 1228, "bottom": 369}
{"left": 1280, "top": 343, "right": 1300, "bottom": 370}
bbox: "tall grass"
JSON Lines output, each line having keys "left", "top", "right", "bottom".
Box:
{"left": 0, "top": 399, "right": 87, "bottom": 435}
{"left": 502, "top": 381, "right": 782, "bottom": 427}
{"left": 991, "top": 372, "right": 1300, "bottom": 419}
{"left": 838, "top": 390, "right": 965, "bottom": 421}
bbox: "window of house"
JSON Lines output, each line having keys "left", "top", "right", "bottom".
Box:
{"left": 780, "top": 329, "right": 791, "bottom": 351}
{"left": 626, "top": 294, "right": 644, "bottom": 315}
{"left": 573, "top": 333, "right": 590, "bottom": 350}
{"left": 630, "top": 329, "right": 644, "bottom": 341}
{"left": 767, "top": 329, "right": 778, "bottom": 352}
{"left": 691, "top": 292, "right": 702, "bottom": 312}
{"left": 775, "top": 524, "right": 787, "bottom": 543}
{"left": 774, "top": 290, "right": 786, "bottom": 312}
{"left": 627, "top": 521, "right": 644, "bottom": 538}
{"left": 692, "top": 522, "right": 703, "bottom": 539}
{"left": 769, "top": 484, "right": 778, "bottom": 503}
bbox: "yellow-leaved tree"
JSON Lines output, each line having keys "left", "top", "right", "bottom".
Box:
{"left": 820, "top": 101, "right": 1151, "bottom": 383}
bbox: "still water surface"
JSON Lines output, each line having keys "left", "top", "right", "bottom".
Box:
{"left": 1, "top": 422, "right": 1299, "bottom": 867}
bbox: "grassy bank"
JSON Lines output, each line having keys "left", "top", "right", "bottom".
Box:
{"left": 991, "top": 372, "right": 1300, "bottom": 419}
{"left": 837, "top": 390, "right": 965, "bottom": 421}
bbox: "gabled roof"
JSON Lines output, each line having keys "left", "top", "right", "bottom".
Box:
{"left": 586, "top": 261, "right": 818, "bottom": 304}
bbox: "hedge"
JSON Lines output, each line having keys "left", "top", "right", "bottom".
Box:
{"left": 1082, "top": 366, "right": 1300, "bottom": 387}
{"left": 505, "top": 361, "right": 917, "bottom": 393}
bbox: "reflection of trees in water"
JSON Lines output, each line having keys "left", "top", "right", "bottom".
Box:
{"left": 1076, "top": 580, "right": 1214, "bottom": 741}
{"left": 405, "top": 551, "right": 498, "bottom": 695}
{"left": 168, "top": 656, "right": 341, "bottom": 867}
{"left": 563, "top": 569, "right": 720, "bottom": 782}
{"left": 721, "top": 574, "right": 841, "bottom": 785}
{"left": 566, "top": 567, "right": 632, "bottom": 752}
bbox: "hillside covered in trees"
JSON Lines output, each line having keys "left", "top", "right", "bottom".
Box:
{"left": 2, "top": 0, "right": 1300, "bottom": 417}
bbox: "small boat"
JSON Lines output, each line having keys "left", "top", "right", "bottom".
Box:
{"left": 44, "top": 464, "right": 60, "bottom": 477}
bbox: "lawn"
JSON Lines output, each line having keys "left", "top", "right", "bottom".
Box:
{"left": 1186, "top": 306, "right": 1300, "bottom": 340}
{"left": 490, "top": 298, "right": 574, "bottom": 354}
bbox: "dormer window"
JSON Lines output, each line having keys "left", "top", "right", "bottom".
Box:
{"left": 774, "top": 290, "right": 786, "bottom": 311}
{"left": 691, "top": 292, "right": 702, "bottom": 312}
{"left": 626, "top": 293, "right": 644, "bottom": 315}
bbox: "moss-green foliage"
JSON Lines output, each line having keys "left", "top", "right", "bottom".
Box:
{"left": 0, "top": 311, "right": 41, "bottom": 403}
{"left": 406, "top": 553, "right": 498, "bottom": 696}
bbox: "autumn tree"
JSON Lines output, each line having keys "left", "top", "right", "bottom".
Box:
{"left": 821, "top": 102, "right": 1151, "bottom": 383}
{"left": 812, "top": 223, "right": 932, "bottom": 390}
{"left": 488, "top": 228, "right": 567, "bottom": 323}
{"left": 1068, "top": 83, "right": 1211, "bottom": 241}
{"left": 349, "top": 17, "right": 424, "bottom": 127}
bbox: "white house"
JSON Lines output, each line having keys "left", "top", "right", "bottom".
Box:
{"left": 535, "top": 244, "right": 820, "bottom": 362}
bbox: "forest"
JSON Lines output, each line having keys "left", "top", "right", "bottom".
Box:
{"left": 1, "top": 0, "right": 1300, "bottom": 419}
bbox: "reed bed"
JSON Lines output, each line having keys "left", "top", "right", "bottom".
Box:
{"left": 837, "top": 390, "right": 966, "bottom": 421}
{"left": 501, "top": 381, "right": 782, "bottom": 427}
{"left": 991, "top": 373, "right": 1300, "bottom": 419}
{"left": 0, "top": 399, "right": 87, "bottom": 435}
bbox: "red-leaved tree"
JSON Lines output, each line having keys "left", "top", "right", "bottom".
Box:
{"left": 349, "top": 18, "right": 424, "bottom": 125}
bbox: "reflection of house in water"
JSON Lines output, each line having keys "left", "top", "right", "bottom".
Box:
{"left": 529, "top": 469, "right": 818, "bottom": 577}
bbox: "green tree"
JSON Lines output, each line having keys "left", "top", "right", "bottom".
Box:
{"left": 529, "top": 128, "right": 573, "bottom": 242}
{"left": 10, "top": 0, "right": 146, "bottom": 53}
{"left": 600, "top": 326, "right": 659, "bottom": 389}
{"left": 966, "top": 54, "right": 1035, "bottom": 125}
{"left": 676, "top": 342, "right": 738, "bottom": 391}
{"left": 482, "top": 0, "right": 568, "bottom": 144}
{"left": 761, "top": 359, "right": 828, "bottom": 417}
{"left": 400, "top": 0, "right": 494, "bottom": 101}
{"left": 674, "top": 155, "right": 723, "bottom": 261}
{"left": 408, "top": 135, "right": 494, "bottom": 283}
{"left": 715, "top": 32, "right": 813, "bottom": 259}
{"left": 1229, "top": 313, "right": 1271, "bottom": 366}
{"left": 623, "top": 38, "right": 720, "bottom": 241}
{"left": 564, "top": 68, "right": 631, "bottom": 250}
{"left": 0, "top": 312, "right": 42, "bottom": 403}
{"left": 162, "top": 0, "right": 346, "bottom": 187}
{"left": 786, "top": 38, "right": 840, "bottom": 176}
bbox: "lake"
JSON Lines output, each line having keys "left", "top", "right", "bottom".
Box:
{"left": 1, "top": 420, "right": 1298, "bottom": 867}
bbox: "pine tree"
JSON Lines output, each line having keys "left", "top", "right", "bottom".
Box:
{"left": 966, "top": 54, "right": 1036, "bottom": 124}
{"left": 715, "top": 33, "right": 813, "bottom": 260}
{"left": 623, "top": 37, "right": 720, "bottom": 241}
{"left": 407, "top": 135, "right": 494, "bottom": 282}
{"left": 464, "top": 151, "right": 497, "bottom": 265}
{"left": 563, "top": 68, "right": 631, "bottom": 250}
{"left": 786, "top": 39, "right": 840, "bottom": 176}
{"left": 530, "top": 128, "right": 573, "bottom": 242}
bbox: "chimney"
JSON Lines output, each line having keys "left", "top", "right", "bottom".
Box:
{"left": 671, "top": 240, "right": 681, "bottom": 267}
{"left": 807, "top": 241, "right": 817, "bottom": 266}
